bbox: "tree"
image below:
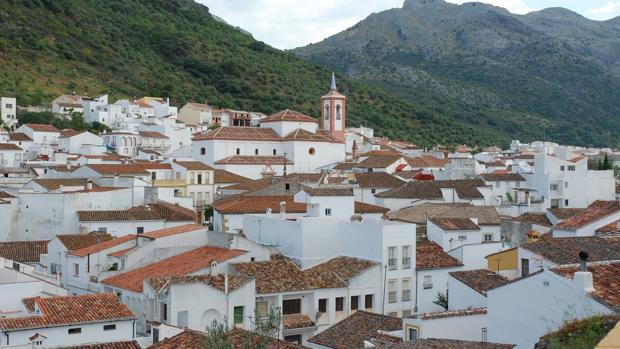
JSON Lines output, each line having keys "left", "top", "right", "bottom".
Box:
{"left": 433, "top": 292, "right": 448, "bottom": 311}
{"left": 201, "top": 320, "right": 234, "bottom": 349}
{"left": 603, "top": 154, "right": 611, "bottom": 171}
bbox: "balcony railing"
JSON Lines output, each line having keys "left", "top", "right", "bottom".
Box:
{"left": 388, "top": 258, "right": 397, "bottom": 270}
{"left": 402, "top": 290, "right": 411, "bottom": 302}
{"left": 402, "top": 257, "right": 411, "bottom": 269}
{"left": 152, "top": 179, "right": 186, "bottom": 187}
{"left": 388, "top": 291, "right": 397, "bottom": 303}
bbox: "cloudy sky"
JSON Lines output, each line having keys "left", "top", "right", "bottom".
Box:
{"left": 198, "top": 0, "right": 620, "bottom": 49}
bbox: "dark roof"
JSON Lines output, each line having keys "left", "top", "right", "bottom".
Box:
{"left": 391, "top": 203, "right": 501, "bottom": 226}
{"left": 145, "top": 274, "right": 252, "bottom": 293}
{"left": 555, "top": 201, "right": 620, "bottom": 230}
{"left": 416, "top": 240, "right": 463, "bottom": 270}
{"left": 9, "top": 133, "right": 33, "bottom": 142}
{"left": 429, "top": 217, "right": 480, "bottom": 231}
{"left": 449, "top": 269, "right": 509, "bottom": 295}
{"left": 302, "top": 186, "right": 353, "bottom": 197}
{"left": 308, "top": 311, "right": 402, "bottom": 349}
{"left": 547, "top": 208, "right": 587, "bottom": 220}
{"left": 355, "top": 172, "right": 405, "bottom": 188}
{"left": 521, "top": 236, "right": 620, "bottom": 265}
{"left": 0, "top": 240, "right": 48, "bottom": 263}
{"left": 480, "top": 173, "right": 526, "bottom": 181}
{"left": 435, "top": 179, "right": 486, "bottom": 199}
{"left": 376, "top": 181, "right": 443, "bottom": 199}
{"left": 513, "top": 212, "right": 553, "bottom": 227}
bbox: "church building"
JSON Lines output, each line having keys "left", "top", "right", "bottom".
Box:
{"left": 191, "top": 74, "right": 347, "bottom": 179}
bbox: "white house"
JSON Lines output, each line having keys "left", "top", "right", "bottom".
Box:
{"left": 0, "top": 97, "right": 17, "bottom": 130}
{"left": 447, "top": 269, "right": 508, "bottom": 310}
{"left": 0, "top": 143, "right": 25, "bottom": 168}
{"left": 552, "top": 201, "right": 620, "bottom": 237}
{"left": 402, "top": 308, "right": 488, "bottom": 343}
{"left": 58, "top": 130, "right": 104, "bottom": 154}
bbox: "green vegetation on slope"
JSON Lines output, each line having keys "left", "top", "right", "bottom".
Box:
{"left": 0, "top": 0, "right": 505, "bottom": 147}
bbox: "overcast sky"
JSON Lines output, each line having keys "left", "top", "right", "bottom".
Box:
{"left": 198, "top": 0, "right": 620, "bottom": 49}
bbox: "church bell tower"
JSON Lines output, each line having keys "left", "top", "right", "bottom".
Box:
{"left": 321, "top": 72, "right": 346, "bottom": 141}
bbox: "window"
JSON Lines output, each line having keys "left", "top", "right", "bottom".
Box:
{"left": 324, "top": 105, "right": 330, "bottom": 120}
{"left": 371, "top": 189, "right": 376, "bottom": 194}
{"left": 351, "top": 296, "right": 359, "bottom": 311}
{"left": 273, "top": 149, "right": 277, "bottom": 156}
{"left": 162, "top": 303, "right": 168, "bottom": 321}
{"left": 335, "top": 297, "right": 344, "bottom": 312}
{"left": 567, "top": 165, "right": 576, "bottom": 171}
{"left": 103, "top": 324, "right": 116, "bottom": 331}
{"left": 402, "top": 246, "right": 411, "bottom": 269}
{"left": 285, "top": 183, "right": 291, "bottom": 191}
{"left": 284, "top": 335, "right": 302, "bottom": 344}
{"left": 403, "top": 310, "right": 412, "bottom": 317}
{"left": 137, "top": 227, "right": 144, "bottom": 234}
{"left": 200, "top": 147, "right": 206, "bottom": 155}
{"left": 550, "top": 184, "right": 559, "bottom": 191}
{"left": 484, "top": 234, "right": 493, "bottom": 242}
{"left": 151, "top": 172, "right": 156, "bottom": 181}
{"left": 236, "top": 148, "right": 240, "bottom": 155}
{"left": 458, "top": 235, "right": 467, "bottom": 241}
{"left": 6, "top": 104, "right": 12, "bottom": 109}
{"left": 234, "top": 306, "right": 244, "bottom": 325}
{"left": 282, "top": 299, "right": 301, "bottom": 315}
{"left": 365, "top": 294, "right": 373, "bottom": 309}
{"left": 256, "top": 301, "right": 268, "bottom": 318}
{"left": 388, "top": 279, "right": 397, "bottom": 303}
{"left": 515, "top": 181, "right": 521, "bottom": 188}
{"left": 564, "top": 181, "right": 568, "bottom": 188}
{"left": 408, "top": 327, "right": 419, "bottom": 341}
{"left": 388, "top": 247, "right": 397, "bottom": 270}
{"left": 73, "top": 263, "right": 79, "bottom": 276}
{"left": 308, "top": 147, "right": 316, "bottom": 155}
{"left": 178, "top": 311, "right": 188, "bottom": 328}
{"left": 98, "top": 227, "right": 107, "bottom": 233}
{"left": 402, "top": 279, "right": 411, "bottom": 301}
{"left": 255, "top": 148, "right": 259, "bottom": 155}
{"left": 68, "top": 328, "right": 82, "bottom": 335}
{"left": 423, "top": 275, "right": 433, "bottom": 289}
{"left": 325, "top": 208, "right": 332, "bottom": 216}
{"left": 318, "top": 298, "right": 327, "bottom": 313}
{"left": 197, "top": 174, "right": 202, "bottom": 185}
{"left": 560, "top": 165, "right": 565, "bottom": 171}
{"left": 495, "top": 182, "right": 500, "bottom": 188}
{"left": 521, "top": 258, "right": 530, "bottom": 276}
{"left": 336, "top": 105, "right": 342, "bottom": 120}
{"left": 565, "top": 199, "right": 569, "bottom": 206}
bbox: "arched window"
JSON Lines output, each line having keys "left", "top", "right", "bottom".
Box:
{"left": 200, "top": 147, "right": 206, "bottom": 155}
{"left": 324, "top": 105, "right": 330, "bottom": 120}
{"left": 336, "top": 105, "right": 342, "bottom": 120}
{"left": 121, "top": 137, "right": 127, "bottom": 147}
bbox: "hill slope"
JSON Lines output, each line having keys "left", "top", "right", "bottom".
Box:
{"left": 294, "top": 0, "right": 620, "bottom": 147}
{"left": 0, "top": 0, "right": 504, "bottom": 147}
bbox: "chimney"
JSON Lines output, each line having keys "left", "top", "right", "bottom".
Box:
{"left": 279, "top": 201, "right": 287, "bottom": 219}
{"left": 224, "top": 273, "right": 229, "bottom": 295}
{"left": 66, "top": 163, "right": 71, "bottom": 170}
{"left": 86, "top": 180, "right": 93, "bottom": 191}
{"left": 574, "top": 251, "right": 594, "bottom": 294}
{"left": 113, "top": 173, "right": 119, "bottom": 187}
{"left": 470, "top": 217, "right": 479, "bottom": 225}
{"left": 210, "top": 260, "right": 217, "bottom": 275}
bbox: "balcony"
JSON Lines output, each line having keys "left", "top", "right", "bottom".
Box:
{"left": 402, "top": 257, "right": 411, "bottom": 269}
{"left": 402, "top": 290, "right": 411, "bottom": 302}
{"left": 388, "top": 291, "right": 397, "bottom": 304}
{"left": 388, "top": 258, "right": 397, "bottom": 270}
{"left": 152, "top": 179, "right": 186, "bottom": 187}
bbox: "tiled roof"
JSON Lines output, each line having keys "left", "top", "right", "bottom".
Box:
{"left": 327, "top": 176, "right": 347, "bottom": 184}
{"left": 449, "top": 269, "right": 508, "bottom": 295}
{"left": 0, "top": 240, "right": 48, "bottom": 263}
{"left": 173, "top": 161, "right": 213, "bottom": 170}
{"left": 596, "top": 220, "right": 620, "bottom": 236}
{"left": 222, "top": 177, "right": 276, "bottom": 192}
{"left": 376, "top": 181, "right": 443, "bottom": 199}
{"left": 85, "top": 164, "right": 150, "bottom": 175}
{"left": 185, "top": 102, "right": 210, "bottom": 110}
{"left": 214, "top": 169, "right": 251, "bottom": 184}
{"left": 521, "top": 237, "right": 620, "bottom": 265}
{"left": 513, "top": 212, "right": 553, "bottom": 227}
{"left": 24, "top": 123, "right": 60, "bottom": 132}
{"left": 139, "top": 131, "right": 169, "bottom": 139}
{"left": 56, "top": 233, "right": 114, "bottom": 250}
{"left": 555, "top": 201, "right": 620, "bottom": 230}
{"left": 192, "top": 126, "right": 281, "bottom": 141}
{"left": 414, "top": 307, "right": 487, "bottom": 320}
{"left": 285, "top": 172, "right": 323, "bottom": 183}
{"left": 232, "top": 257, "right": 347, "bottom": 294}
{"left": 548, "top": 208, "right": 587, "bottom": 220}
{"left": 145, "top": 274, "right": 251, "bottom": 293}
{"left": 435, "top": 179, "right": 486, "bottom": 199}
{"left": 22, "top": 297, "right": 39, "bottom": 312}
{"left": 108, "top": 247, "right": 135, "bottom": 258}
{"left": 0, "top": 143, "right": 23, "bottom": 150}
{"left": 260, "top": 109, "right": 318, "bottom": 123}
{"left": 355, "top": 172, "right": 405, "bottom": 188}
{"left": 214, "top": 155, "right": 293, "bottom": 165}
{"left": 355, "top": 201, "right": 389, "bottom": 214}
{"left": 356, "top": 155, "right": 403, "bottom": 169}
{"left": 480, "top": 173, "right": 526, "bottom": 181}
{"left": 0, "top": 191, "right": 16, "bottom": 199}
{"left": 307, "top": 311, "right": 402, "bottom": 349}
{"left": 79, "top": 201, "right": 195, "bottom": 222}
{"left": 137, "top": 201, "right": 196, "bottom": 222}
{"left": 214, "top": 195, "right": 307, "bottom": 214}
{"left": 333, "top": 162, "right": 356, "bottom": 171}
{"left": 141, "top": 224, "right": 204, "bottom": 239}
{"left": 9, "top": 132, "right": 33, "bottom": 141}
{"left": 283, "top": 314, "right": 315, "bottom": 329}
{"left": 58, "top": 129, "right": 85, "bottom": 138}
{"left": 429, "top": 217, "right": 480, "bottom": 231}
{"left": 379, "top": 338, "right": 514, "bottom": 349}
{"left": 302, "top": 186, "right": 353, "bottom": 197}
{"left": 357, "top": 149, "right": 400, "bottom": 158}
{"left": 149, "top": 328, "right": 308, "bottom": 349}
{"left": 406, "top": 156, "right": 449, "bottom": 168}
{"left": 305, "top": 256, "right": 378, "bottom": 281}
{"left": 58, "top": 341, "right": 141, "bottom": 349}
{"left": 553, "top": 262, "right": 620, "bottom": 311}
{"left": 32, "top": 178, "right": 95, "bottom": 190}
{"left": 0, "top": 294, "right": 135, "bottom": 331}
{"left": 416, "top": 240, "right": 463, "bottom": 270}
{"left": 102, "top": 246, "right": 246, "bottom": 292}
{"left": 283, "top": 128, "right": 341, "bottom": 143}
{"left": 390, "top": 203, "right": 501, "bottom": 226}
{"left": 616, "top": 184, "right": 620, "bottom": 194}
{"left": 69, "top": 235, "right": 137, "bottom": 257}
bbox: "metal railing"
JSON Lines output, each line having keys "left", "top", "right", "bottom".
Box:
{"left": 388, "top": 291, "right": 397, "bottom": 303}
{"left": 402, "top": 257, "right": 411, "bottom": 269}
{"left": 388, "top": 258, "right": 397, "bottom": 270}
{"left": 402, "top": 290, "right": 411, "bottom": 302}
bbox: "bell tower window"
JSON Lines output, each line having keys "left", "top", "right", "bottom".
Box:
{"left": 324, "top": 105, "right": 330, "bottom": 120}
{"left": 336, "top": 105, "right": 342, "bottom": 120}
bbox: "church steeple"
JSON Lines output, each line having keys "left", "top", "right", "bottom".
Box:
{"left": 330, "top": 72, "right": 337, "bottom": 91}
{"left": 321, "top": 73, "right": 346, "bottom": 142}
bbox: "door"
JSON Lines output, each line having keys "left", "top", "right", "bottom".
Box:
{"left": 282, "top": 299, "right": 301, "bottom": 315}
{"left": 521, "top": 258, "right": 529, "bottom": 277}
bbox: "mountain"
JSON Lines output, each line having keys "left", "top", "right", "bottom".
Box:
{"left": 294, "top": 0, "right": 620, "bottom": 147}
{"left": 0, "top": 0, "right": 505, "bottom": 147}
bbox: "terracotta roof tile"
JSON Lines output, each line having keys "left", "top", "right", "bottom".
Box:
{"left": 173, "top": 161, "right": 213, "bottom": 171}
{"left": 285, "top": 172, "right": 323, "bottom": 183}
{"left": 429, "top": 217, "right": 480, "bottom": 231}
{"left": 69, "top": 235, "right": 137, "bottom": 257}
{"left": 391, "top": 203, "right": 501, "bottom": 226}
{"left": 308, "top": 311, "right": 402, "bottom": 349}
{"left": 513, "top": 212, "right": 553, "bottom": 227}
{"left": 79, "top": 201, "right": 195, "bottom": 222}
{"left": 381, "top": 339, "right": 514, "bottom": 349}
{"left": 547, "top": 208, "right": 587, "bottom": 220}
{"left": 283, "top": 128, "right": 341, "bottom": 143}
{"left": 0, "top": 240, "right": 48, "bottom": 263}
{"left": 22, "top": 297, "right": 39, "bottom": 312}
{"left": 24, "top": 123, "right": 60, "bottom": 132}
{"left": 521, "top": 237, "right": 620, "bottom": 265}
{"left": 146, "top": 274, "right": 251, "bottom": 293}
{"left": 9, "top": 132, "right": 33, "bottom": 141}
{"left": 283, "top": 314, "right": 316, "bottom": 329}
{"left": 449, "top": 269, "right": 508, "bottom": 295}
{"left": 139, "top": 131, "right": 169, "bottom": 139}
{"left": 355, "top": 201, "right": 389, "bottom": 214}
{"left": 305, "top": 256, "right": 378, "bottom": 281}
{"left": 102, "top": 246, "right": 246, "bottom": 292}
{"left": 185, "top": 102, "right": 211, "bottom": 110}
{"left": 553, "top": 262, "right": 620, "bottom": 311}
{"left": 376, "top": 181, "right": 443, "bottom": 199}
{"left": 149, "top": 328, "right": 307, "bottom": 349}
{"left": 58, "top": 341, "right": 141, "bottom": 349}
{"left": 555, "top": 201, "right": 620, "bottom": 230}
{"left": 302, "top": 186, "right": 353, "bottom": 197}
{"left": 406, "top": 156, "right": 449, "bottom": 168}
{"left": 414, "top": 307, "right": 487, "bottom": 320}
{"left": 214, "top": 169, "right": 252, "bottom": 184}
{"left": 214, "top": 155, "right": 293, "bottom": 165}
{"left": 261, "top": 109, "right": 318, "bottom": 123}
{"left": 32, "top": 178, "right": 95, "bottom": 190}
{"left": 0, "top": 294, "right": 135, "bottom": 331}
{"left": 0, "top": 143, "right": 23, "bottom": 150}
{"left": 214, "top": 196, "right": 306, "bottom": 214}
{"left": 356, "top": 155, "right": 403, "bottom": 169}
{"left": 86, "top": 164, "right": 150, "bottom": 176}
{"left": 193, "top": 126, "right": 281, "bottom": 141}
{"left": 416, "top": 240, "right": 463, "bottom": 270}
{"left": 355, "top": 172, "right": 405, "bottom": 188}
{"left": 333, "top": 162, "right": 356, "bottom": 171}
{"left": 480, "top": 173, "right": 526, "bottom": 181}
{"left": 58, "top": 129, "right": 85, "bottom": 138}
{"left": 141, "top": 224, "right": 205, "bottom": 239}
{"left": 56, "top": 233, "right": 114, "bottom": 250}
